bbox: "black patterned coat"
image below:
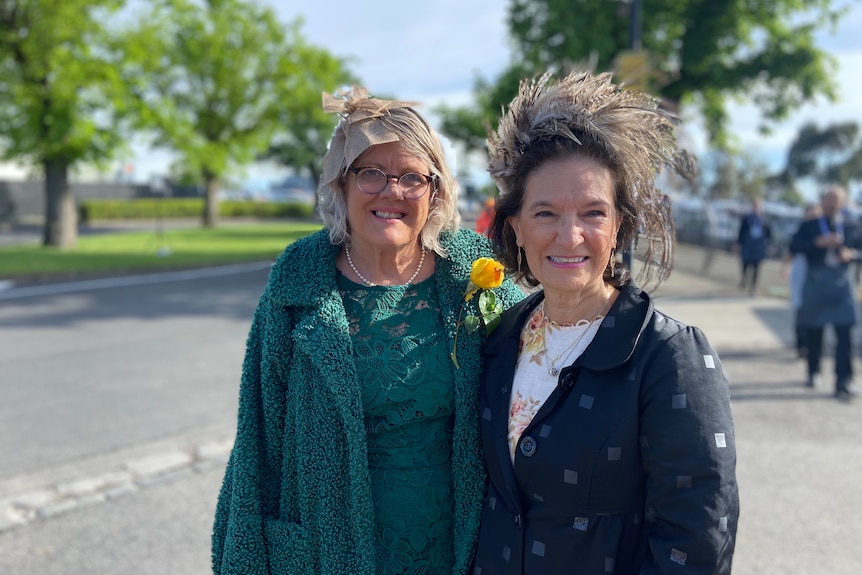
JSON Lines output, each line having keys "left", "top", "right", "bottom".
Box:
{"left": 472, "top": 284, "right": 739, "bottom": 574}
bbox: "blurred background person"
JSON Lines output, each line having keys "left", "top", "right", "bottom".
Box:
{"left": 735, "top": 197, "right": 772, "bottom": 295}
{"left": 473, "top": 71, "right": 738, "bottom": 574}
{"left": 621, "top": 237, "right": 635, "bottom": 272}
{"left": 782, "top": 203, "right": 822, "bottom": 358}
{"left": 212, "top": 86, "right": 524, "bottom": 574}
{"left": 475, "top": 196, "right": 496, "bottom": 237}
{"left": 790, "top": 186, "right": 861, "bottom": 399}
{"left": 700, "top": 202, "right": 720, "bottom": 274}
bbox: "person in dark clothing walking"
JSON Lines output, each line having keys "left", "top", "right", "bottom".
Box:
{"left": 735, "top": 198, "right": 772, "bottom": 295}
{"left": 790, "top": 186, "right": 862, "bottom": 400}
{"left": 782, "top": 203, "right": 822, "bottom": 358}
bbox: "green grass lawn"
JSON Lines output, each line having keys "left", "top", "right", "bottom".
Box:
{"left": 0, "top": 221, "right": 323, "bottom": 279}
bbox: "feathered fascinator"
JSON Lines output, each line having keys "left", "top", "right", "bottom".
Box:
{"left": 320, "top": 86, "right": 420, "bottom": 190}
{"left": 488, "top": 71, "right": 696, "bottom": 286}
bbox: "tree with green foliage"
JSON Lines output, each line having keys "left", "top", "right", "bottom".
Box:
{"left": 437, "top": 63, "right": 538, "bottom": 158}
{"left": 116, "top": 0, "right": 331, "bottom": 228}
{"left": 705, "top": 152, "right": 738, "bottom": 199}
{"left": 837, "top": 146, "right": 862, "bottom": 193}
{"left": 704, "top": 150, "right": 770, "bottom": 202}
{"left": 261, "top": 38, "right": 356, "bottom": 206}
{"left": 763, "top": 173, "right": 806, "bottom": 206}
{"left": 0, "top": 0, "right": 127, "bottom": 248}
{"left": 783, "top": 121, "right": 860, "bottom": 188}
{"left": 439, "top": 0, "right": 847, "bottom": 153}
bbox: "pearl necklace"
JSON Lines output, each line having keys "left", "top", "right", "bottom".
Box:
{"left": 543, "top": 296, "right": 612, "bottom": 377}
{"left": 344, "top": 244, "right": 427, "bottom": 287}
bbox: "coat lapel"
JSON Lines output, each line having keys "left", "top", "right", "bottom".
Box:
{"left": 480, "top": 285, "right": 652, "bottom": 513}
{"left": 269, "top": 231, "right": 362, "bottom": 416}
{"left": 578, "top": 283, "right": 652, "bottom": 371}
{"left": 481, "top": 291, "right": 543, "bottom": 512}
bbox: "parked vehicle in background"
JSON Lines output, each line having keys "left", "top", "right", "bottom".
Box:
{"left": 673, "top": 197, "right": 742, "bottom": 252}
{"left": 457, "top": 179, "right": 483, "bottom": 216}
{"left": 767, "top": 202, "right": 806, "bottom": 258}
{"left": 267, "top": 175, "right": 316, "bottom": 205}
{"left": 672, "top": 197, "right": 804, "bottom": 258}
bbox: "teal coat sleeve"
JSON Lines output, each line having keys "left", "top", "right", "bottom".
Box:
{"left": 212, "top": 228, "right": 525, "bottom": 575}
{"left": 213, "top": 273, "right": 371, "bottom": 575}
{"left": 212, "top": 293, "right": 291, "bottom": 574}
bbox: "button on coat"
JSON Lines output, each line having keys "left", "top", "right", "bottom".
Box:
{"left": 472, "top": 284, "right": 739, "bottom": 574}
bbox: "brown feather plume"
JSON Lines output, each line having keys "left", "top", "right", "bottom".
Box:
{"left": 488, "top": 71, "right": 696, "bottom": 287}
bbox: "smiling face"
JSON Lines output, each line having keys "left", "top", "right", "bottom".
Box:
{"left": 345, "top": 141, "right": 433, "bottom": 254}
{"left": 509, "top": 155, "right": 620, "bottom": 303}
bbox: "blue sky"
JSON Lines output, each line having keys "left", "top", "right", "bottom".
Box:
{"left": 4, "top": 0, "right": 859, "bottom": 194}
{"left": 269, "top": 0, "right": 862, "bottom": 181}
{"left": 266, "top": 0, "right": 862, "bottom": 194}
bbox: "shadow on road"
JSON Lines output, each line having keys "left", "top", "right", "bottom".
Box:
{"left": 0, "top": 268, "right": 270, "bottom": 328}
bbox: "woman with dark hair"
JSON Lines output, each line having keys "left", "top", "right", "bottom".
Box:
{"left": 471, "top": 71, "right": 739, "bottom": 574}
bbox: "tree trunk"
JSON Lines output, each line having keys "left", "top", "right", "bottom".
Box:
{"left": 202, "top": 172, "right": 220, "bottom": 228}
{"left": 42, "top": 159, "right": 77, "bottom": 249}
{"left": 308, "top": 163, "right": 321, "bottom": 214}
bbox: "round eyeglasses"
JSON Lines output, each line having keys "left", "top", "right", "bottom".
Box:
{"left": 349, "top": 166, "right": 436, "bottom": 198}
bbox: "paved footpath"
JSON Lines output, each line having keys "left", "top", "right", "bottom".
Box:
{"left": 1, "top": 240, "right": 861, "bottom": 574}
{"left": 650, "top": 246, "right": 862, "bottom": 574}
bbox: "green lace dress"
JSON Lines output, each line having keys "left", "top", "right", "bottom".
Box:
{"left": 339, "top": 272, "right": 455, "bottom": 575}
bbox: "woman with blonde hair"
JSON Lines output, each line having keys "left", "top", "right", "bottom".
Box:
{"left": 212, "top": 87, "right": 524, "bottom": 574}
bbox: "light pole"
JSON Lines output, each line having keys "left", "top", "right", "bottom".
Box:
{"left": 622, "top": 0, "right": 643, "bottom": 272}
{"left": 629, "top": 0, "right": 642, "bottom": 51}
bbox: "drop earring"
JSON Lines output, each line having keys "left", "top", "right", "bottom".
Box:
{"left": 610, "top": 248, "right": 616, "bottom": 278}
{"left": 517, "top": 246, "right": 523, "bottom": 275}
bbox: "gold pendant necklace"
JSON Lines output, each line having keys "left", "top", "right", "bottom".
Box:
{"left": 543, "top": 296, "right": 612, "bottom": 377}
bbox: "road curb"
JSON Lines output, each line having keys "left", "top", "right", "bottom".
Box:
{"left": 0, "top": 436, "right": 234, "bottom": 534}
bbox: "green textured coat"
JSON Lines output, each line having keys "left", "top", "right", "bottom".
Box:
{"left": 212, "top": 228, "right": 525, "bottom": 575}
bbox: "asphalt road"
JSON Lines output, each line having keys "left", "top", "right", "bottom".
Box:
{"left": 0, "top": 464, "right": 223, "bottom": 574}
{"left": 1, "top": 238, "right": 861, "bottom": 574}
{"left": 0, "top": 265, "right": 268, "bottom": 480}
{"left": 0, "top": 264, "right": 267, "bottom": 574}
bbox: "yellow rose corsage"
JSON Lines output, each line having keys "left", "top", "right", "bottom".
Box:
{"left": 450, "top": 258, "right": 506, "bottom": 369}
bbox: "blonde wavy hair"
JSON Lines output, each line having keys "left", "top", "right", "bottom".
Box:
{"left": 318, "top": 87, "right": 460, "bottom": 256}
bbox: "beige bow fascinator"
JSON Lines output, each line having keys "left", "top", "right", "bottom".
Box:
{"left": 320, "top": 86, "right": 420, "bottom": 190}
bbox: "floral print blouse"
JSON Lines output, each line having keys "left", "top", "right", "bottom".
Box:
{"left": 507, "top": 304, "right": 604, "bottom": 462}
